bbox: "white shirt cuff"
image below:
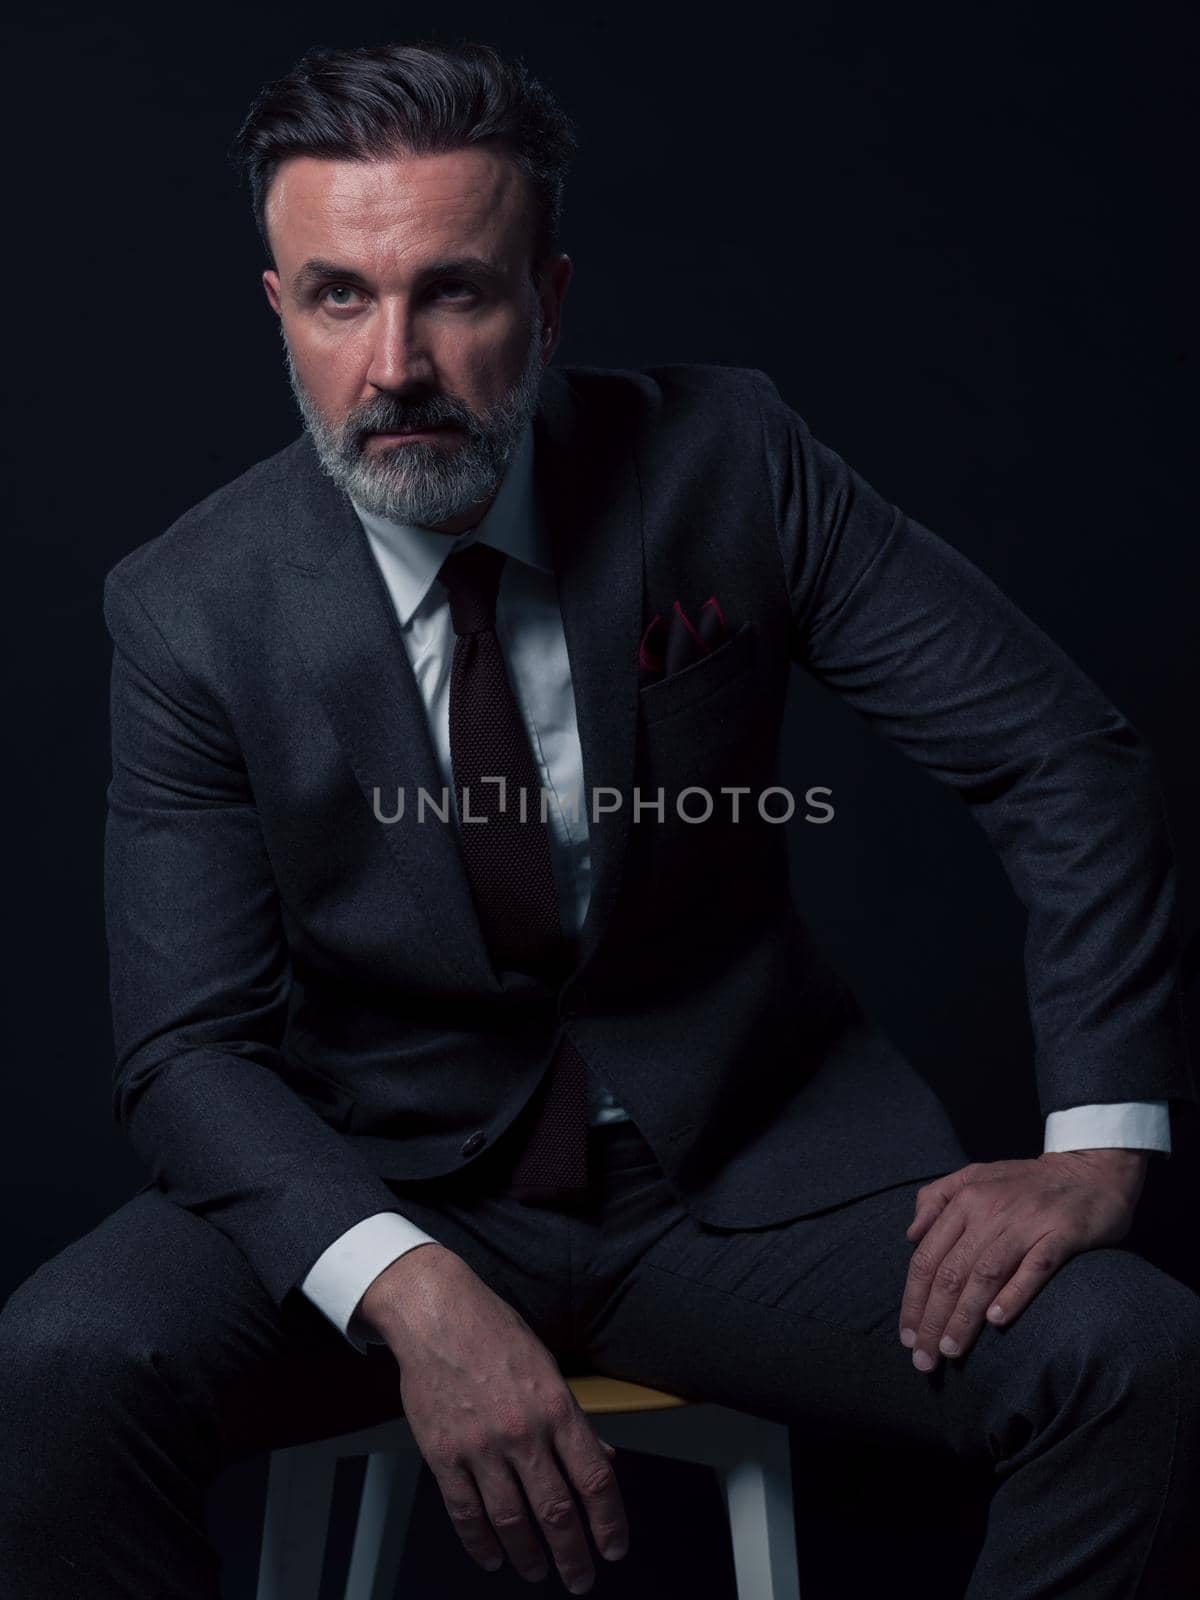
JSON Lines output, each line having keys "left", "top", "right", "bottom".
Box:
{"left": 1043, "top": 1101, "right": 1171, "bottom": 1156}
{"left": 300, "top": 1212, "right": 441, "bottom": 1354}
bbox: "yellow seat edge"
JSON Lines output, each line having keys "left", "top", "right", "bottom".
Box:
{"left": 567, "top": 1374, "right": 693, "bottom": 1412}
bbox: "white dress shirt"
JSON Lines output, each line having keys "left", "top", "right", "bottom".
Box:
{"left": 299, "top": 417, "right": 1170, "bottom": 1352}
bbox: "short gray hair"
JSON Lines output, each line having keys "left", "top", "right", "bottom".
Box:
{"left": 229, "top": 38, "right": 579, "bottom": 283}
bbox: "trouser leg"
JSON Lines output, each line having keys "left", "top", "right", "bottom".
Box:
{"left": 570, "top": 1130, "right": 1200, "bottom": 1599}
{"left": 0, "top": 1134, "right": 607, "bottom": 1600}
{"left": 0, "top": 1187, "right": 415, "bottom": 1600}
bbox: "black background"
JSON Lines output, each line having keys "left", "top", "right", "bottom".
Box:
{"left": 2, "top": 4, "right": 1196, "bottom": 1595}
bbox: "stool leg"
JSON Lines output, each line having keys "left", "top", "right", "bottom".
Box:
{"left": 343, "top": 1450, "right": 424, "bottom": 1600}
{"left": 719, "top": 1448, "right": 802, "bottom": 1600}
{"left": 257, "top": 1444, "right": 339, "bottom": 1600}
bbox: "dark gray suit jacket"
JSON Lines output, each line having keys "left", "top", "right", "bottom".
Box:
{"left": 102, "top": 362, "right": 1195, "bottom": 1311}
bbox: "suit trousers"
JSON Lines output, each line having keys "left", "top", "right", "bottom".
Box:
{"left": 1, "top": 1115, "right": 1198, "bottom": 1599}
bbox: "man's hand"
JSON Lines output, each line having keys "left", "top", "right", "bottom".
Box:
{"left": 898, "top": 1148, "right": 1150, "bottom": 1374}
{"left": 358, "top": 1244, "right": 629, "bottom": 1593}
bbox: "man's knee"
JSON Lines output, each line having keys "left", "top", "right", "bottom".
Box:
{"left": 0, "top": 1192, "right": 273, "bottom": 1434}
{"left": 1039, "top": 1247, "right": 1200, "bottom": 1415}
{"left": 0, "top": 1224, "right": 240, "bottom": 1595}
{"left": 0, "top": 1250, "right": 169, "bottom": 1434}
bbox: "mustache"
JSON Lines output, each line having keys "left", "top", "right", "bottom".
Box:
{"left": 353, "top": 400, "right": 473, "bottom": 441}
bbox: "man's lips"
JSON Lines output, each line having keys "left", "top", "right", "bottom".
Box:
{"left": 367, "top": 423, "right": 456, "bottom": 441}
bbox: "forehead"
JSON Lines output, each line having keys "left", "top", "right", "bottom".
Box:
{"left": 263, "top": 147, "right": 531, "bottom": 265}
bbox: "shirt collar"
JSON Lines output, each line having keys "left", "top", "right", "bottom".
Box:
{"left": 349, "top": 419, "right": 552, "bottom": 628}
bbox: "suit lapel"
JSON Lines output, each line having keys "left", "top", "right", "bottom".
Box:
{"left": 274, "top": 365, "right": 644, "bottom": 991}
{"left": 534, "top": 367, "right": 643, "bottom": 975}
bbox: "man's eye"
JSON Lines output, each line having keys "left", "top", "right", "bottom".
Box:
{"left": 318, "top": 281, "right": 477, "bottom": 309}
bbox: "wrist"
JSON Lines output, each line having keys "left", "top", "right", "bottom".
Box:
{"left": 1041, "top": 1146, "right": 1149, "bottom": 1205}
{"left": 1043, "top": 1147, "right": 1150, "bottom": 1168}
{"left": 356, "top": 1242, "right": 462, "bottom": 1338}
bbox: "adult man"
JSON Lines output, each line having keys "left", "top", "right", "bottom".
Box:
{"left": 2, "top": 36, "right": 1197, "bottom": 1599}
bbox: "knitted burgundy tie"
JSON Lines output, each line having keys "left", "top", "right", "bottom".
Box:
{"left": 436, "top": 539, "right": 589, "bottom": 1204}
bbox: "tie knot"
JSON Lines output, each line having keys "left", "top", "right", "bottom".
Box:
{"left": 436, "top": 541, "right": 507, "bottom": 635}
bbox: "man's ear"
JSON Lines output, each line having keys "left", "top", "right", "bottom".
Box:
{"left": 538, "top": 253, "right": 572, "bottom": 364}
{"left": 262, "top": 269, "right": 282, "bottom": 317}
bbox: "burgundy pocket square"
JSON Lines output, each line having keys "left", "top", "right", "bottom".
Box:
{"left": 639, "top": 595, "right": 729, "bottom": 682}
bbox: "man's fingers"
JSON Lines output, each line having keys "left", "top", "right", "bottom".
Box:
{"left": 903, "top": 1225, "right": 1071, "bottom": 1372}
{"left": 906, "top": 1169, "right": 968, "bottom": 1241}
{"left": 917, "top": 1230, "right": 1020, "bottom": 1366}
{"left": 984, "top": 1231, "right": 1071, "bottom": 1331}
{"left": 428, "top": 1418, "right": 624, "bottom": 1589}
{"left": 897, "top": 1204, "right": 968, "bottom": 1359}
{"left": 473, "top": 1448, "right": 565, "bottom": 1584}
{"left": 505, "top": 1445, "right": 599, "bottom": 1592}
{"left": 427, "top": 1460, "right": 510, "bottom": 1575}
{"left": 899, "top": 1159, "right": 1116, "bottom": 1371}
{"left": 555, "top": 1413, "right": 631, "bottom": 1565}
{"left": 905, "top": 1209, "right": 934, "bottom": 1242}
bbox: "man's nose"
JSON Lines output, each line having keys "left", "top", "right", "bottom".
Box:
{"left": 365, "top": 305, "right": 436, "bottom": 392}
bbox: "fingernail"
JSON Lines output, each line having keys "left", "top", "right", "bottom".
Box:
{"left": 482, "top": 1556, "right": 502, "bottom": 1571}
{"left": 603, "top": 1542, "right": 628, "bottom": 1561}
{"left": 899, "top": 1328, "right": 916, "bottom": 1348}
{"left": 939, "top": 1336, "right": 959, "bottom": 1357}
{"left": 988, "top": 1304, "right": 1006, "bottom": 1323}
{"left": 913, "top": 1349, "right": 935, "bottom": 1371}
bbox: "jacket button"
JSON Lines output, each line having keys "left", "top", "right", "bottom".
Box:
{"left": 559, "top": 981, "right": 588, "bottom": 1020}
{"left": 460, "top": 1130, "right": 487, "bottom": 1157}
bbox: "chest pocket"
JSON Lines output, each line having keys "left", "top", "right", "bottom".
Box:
{"left": 637, "top": 618, "right": 757, "bottom": 728}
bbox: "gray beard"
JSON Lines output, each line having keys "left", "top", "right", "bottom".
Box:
{"left": 281, "top": 308, "right": 545, "bottom": 528}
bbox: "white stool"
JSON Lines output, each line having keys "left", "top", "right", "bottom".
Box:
{"left": 256, "top": 1372, "right": 801, "bottom": 1599}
